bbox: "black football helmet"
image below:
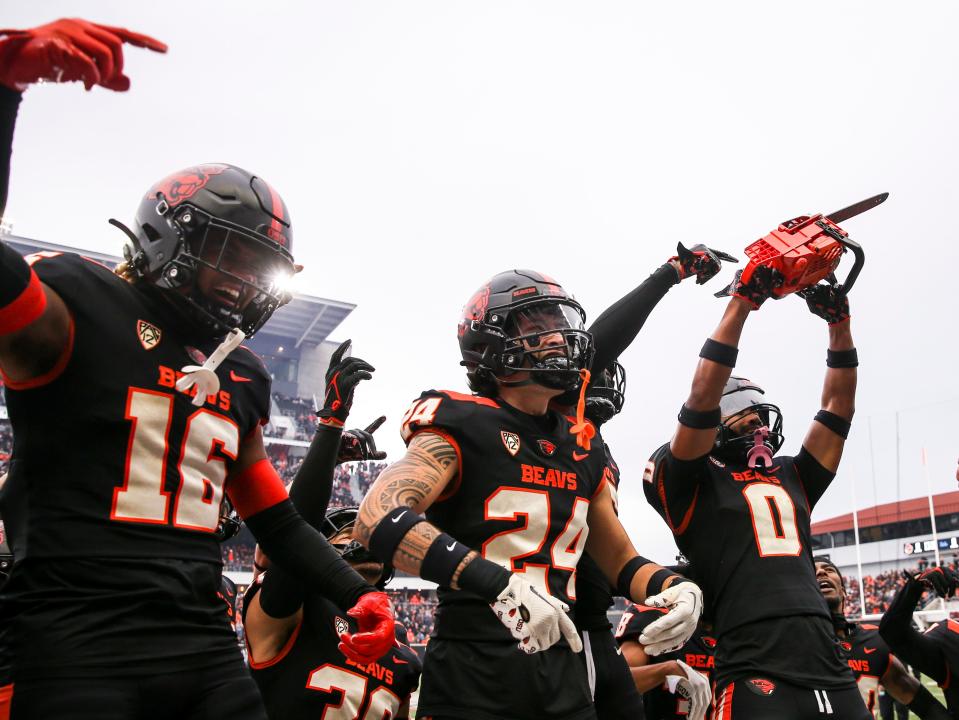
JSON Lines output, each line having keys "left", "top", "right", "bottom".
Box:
{"left": 584, "top": 361, "right": 626, "bottom": 426}
{"left": 322, "top": 506, "right": 393, "bottom": 589}
{"left": 214, "top": 497, "right": 242, "bottom": 542}
{"left": 114, "top": 163, "right": 296, "bottom": 337}
{"left": 458, "top": 270, "right": 593, "bottom": 395}
{"left": 715, "top": 376, "right": 784, "bottom": 462}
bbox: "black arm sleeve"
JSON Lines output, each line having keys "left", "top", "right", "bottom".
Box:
{"left": 244, "top": 499, "right": 375, "bottom": 613}
{"left": 257, "top": 424, "right": 346, "bottom": 617}
{"left": 0, "top": 85, "right": 22, "bottom": 222}
{"left": 588, "top": 263, "right": 679, "bottom": 374}
{"left": 793, "top": 446, "right": 836, "bottom": 510}
{"left": 879, "top": 577, "right": 948, "bottom": 684}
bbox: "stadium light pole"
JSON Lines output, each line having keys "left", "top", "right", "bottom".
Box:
{"left": 923, "top": 447, "right": 941, "bottom": 568}
{"left": 849, "top": 462, "right": 866, "bottom": 619}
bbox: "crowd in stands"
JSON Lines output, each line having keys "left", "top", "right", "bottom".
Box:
{"left": 843, "top": 555, "right": 959, "bottom": 616}
{"left": 388, "top": 589, "right": 438, "bottom": 645}
{"left": 270, "top": 393, "right": 318, "bottom": 441}
{"left": 0, "top": 421, "right": 11, "bottom": 476}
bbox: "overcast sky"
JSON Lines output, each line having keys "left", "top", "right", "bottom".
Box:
{"left": 5, "top": 1, "right": 957, "bottom": 563}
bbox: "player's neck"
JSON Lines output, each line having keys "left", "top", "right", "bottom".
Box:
{"left": 497, "top": 384, "right": 557, "bottom": 416}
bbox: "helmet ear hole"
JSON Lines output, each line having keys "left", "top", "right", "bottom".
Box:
{"left": 141, "top": 223, "right": 162, "bottom": 243}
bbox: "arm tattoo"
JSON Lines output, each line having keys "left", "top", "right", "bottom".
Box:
{"left": 354, "top": 432, "right": 461, "bottom": 577}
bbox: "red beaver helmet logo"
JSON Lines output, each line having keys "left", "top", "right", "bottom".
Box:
{"left": 150, "top": 164, "right": 228, "bottom": 206}
{"left": 459, "top": 284, "right": 491, "bottom": 337}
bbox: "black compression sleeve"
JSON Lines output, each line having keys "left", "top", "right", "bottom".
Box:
{"left": 258, "top": 424, "right": 348, "bottom": 616}
{"left": 908, "top": 685, "right": 950, "bottom": 720}
{"left": 588, "top": 263, "right": 679, "bottom": 375}
{"left": 879, "top": 577, "right": 948, "bottom": 684}
{"left": 0, "top": 86, "right": 21, "bottom": 222}
{"left": 244, "top": 499, "right": 375, "bottom": 612}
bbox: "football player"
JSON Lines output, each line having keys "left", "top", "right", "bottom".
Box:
{"left": 354, "top": 269, "right": 704, "bottom": 720}
{"left": 0, "top": 19, "right": 394, "bottom": 719}
{"left": 572, "top": 244, "right": 732, "bottom": 720}
{"left": 814, "top": 560, "right": 948, "bottom": 719}
{"left": 615, "top": 599, "right": 715, "bottom": 720}
{"left": 644, "top": 267, "right": 870, "bottom": 719}
{"left": 879, "top": 565, "right": 959, "bottom": 718}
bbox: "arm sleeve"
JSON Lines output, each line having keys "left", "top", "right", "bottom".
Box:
{"left": 243, "top": 498, "right": 375, "bottom": 612}
{"left": 587, "top": 263, "right": 679, "bottom": 374}
{"left": 879, "top": 577, "right": 948, "bottom": 684}
{"left": 0, "top": 85, "right": 21, "bottom": 222}
{"left": 257, "top": 424, "right": 346, "bottom": 617}
{"left": 793, "top": 446, "right": 836, "bottom": 510}
{"left": 642, "top": 443, "right": 709, "bottom": 537}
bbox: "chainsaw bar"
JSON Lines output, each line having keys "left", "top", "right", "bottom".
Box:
{"left": 825, "top": 192, "right": 888, "bottom": 224}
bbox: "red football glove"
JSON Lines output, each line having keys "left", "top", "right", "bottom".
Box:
{"left": 337, "top": 591, "right": 396, "bottom": 664}
{"left": 714, "top": 265, "right": 783, "bottom": 310}
{"left": 0, "top": 18, "right": 166, "bottom": 92}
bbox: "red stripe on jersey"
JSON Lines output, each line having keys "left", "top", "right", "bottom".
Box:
{"left": 656, "top": 462, "right": 699, "bottom": 536}
{"left": 0, "top": 683, "right": 11, "bottom": 720}
{"left": 1, "top": 312, "right": 75, "bottom": 390}
{"left": 0, "top": 268, "right": 46, "bottom": 334}
{"left": 227, "top": 458, "right": 289, "bottom": 518}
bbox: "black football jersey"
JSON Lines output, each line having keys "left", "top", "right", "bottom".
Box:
{"left": 0, "top": 252, "right": 272, "bottom": 678}
{"left": 840, "top": 623, "right": 891, "bottom": 717}
{"left": 574, "top": 444, "right": 621, "bottom": 631}
{"left": 643, "top": 443, "right": 854, "bottom": 689}
{"left": 244, "top": 579, "right": 421, "bottom": 720}
{"left": 615, "top": 603, "right": 717, "bottom": 720}
{"left": 921, "top": 619, "right": 959, "bottom": 714}
{"left": 399, "top": 389, "right": 608, "bottom": 641}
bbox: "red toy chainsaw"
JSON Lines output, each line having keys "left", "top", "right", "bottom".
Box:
{"left": 729, "top": 193, "right": 888, "bottom": 298}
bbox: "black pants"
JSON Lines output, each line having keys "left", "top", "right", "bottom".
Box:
{"left": 9, "top": 658, "right": 266, "bottom": 720}
{"left": 580, "top": 628, "right": 644, "bottom": 720}
{"left": 713, "top": 678, "right": 871, "bottom": 720}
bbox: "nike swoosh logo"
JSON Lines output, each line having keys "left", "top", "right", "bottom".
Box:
{"left": 391, "top": 511, "right": 408, "bottom": 523}
{"left": 864, "top": 647, "right": 877, "bottom": 654}
{"left": 229, "top": 370, "right": 251, "bottom": 382}
{"left": 446, "top": 542, "right": 457, "bottom": 551}
{"left": 573, "top": 452, "right": 588, "bottom": 461}
{"left": 394, "top": 658, "right": 409, "bottom": 665}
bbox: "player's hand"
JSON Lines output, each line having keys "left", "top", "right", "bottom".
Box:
{"left": 666, "top": 660, "right": 712, "bottom": 720}
{"left": 917, "top": 567, "right": 959, "bottom": 599}
{"left": 337, "top": 591, "right": 396, "bottom": 664}
{"left": 0, "top": 18, "right": 166, "bottom": 92}
{"left": 714, "top": 264, "right": 783, "bottom": 309}
{"left": 797, "top": 284, "right": 850, "bottom": 325}
{"left": 490, "top": 574, "right": 582, "bottom": 654}
{"left": 338, "top": 416, "right": 388, "bottom": 463}
{"left": 317, "top": 340, "right": 375, "bottom": 428}
{"left": 639, "top": 581, "right": 703, "bottom": 655}
{"left": 671, "top": 243, "right": 738, "bottom": 285}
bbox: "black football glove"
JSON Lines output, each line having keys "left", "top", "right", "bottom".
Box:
{"left": 671, "top": 243, "right": 738, "bottom": 285}
{"left": 916, "top": 566, "right": 959, "bottom": 598}
{"left": 714, "top": 264, "right": 783, "bottom": 309}
{"left": 338, "top": 416, "right": 387, "bottom": 463}
{"left": 797, "top": 284, "right": 851, "bottom": 325}
{"left": 316, "top": 340, "right": 375, "bottom": 428}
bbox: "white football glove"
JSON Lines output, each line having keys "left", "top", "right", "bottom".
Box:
{"left": 639, "top": 581, "right": 703, "bottom": 655}
{"left": 489, "top": 574, "right": 583, "bottom": 654}
{"left": 665, "top": 659, "right": 712, "bottom": 720}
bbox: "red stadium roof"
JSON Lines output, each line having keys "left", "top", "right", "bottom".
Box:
{"left": 811, "top": 491, "right": 959, "bottom": 534}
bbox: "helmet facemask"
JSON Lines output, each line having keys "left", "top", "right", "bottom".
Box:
{"left": 152, "top": 206, "right": 295, "bottom": 337}
{"left": 323, "top": 507, "right": 394, "bottom": 589}
{"left": 715, "top": 380, "right": 784, "bottom": 467}
{"left": 585, "top": 361, "right": 626, "bottom": 426}
{"left": 495, "top": 300, "right": 593, "bottom": 391}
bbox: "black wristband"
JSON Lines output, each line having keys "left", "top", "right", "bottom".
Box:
{"left": 907, "top": 685, "right": 936, "bottom": 716}
{"left": 814, "top": 410, "right": 851, "bottom": 439}
{"left": 420, "top": 533, "right": 472, "bottom": 588}
{"left": 456, "top": 555, "right": 512, "bottom": 603}
{"left": 678, "top": 404, "right": 721, "bottom": 430}
{"left": 369, "top": 507, "right": 426, "bottom": 564}
{"left": 616, "top": 555, "right": 653, "bottom": 598}
{"left": 699, "top": 338, "right": 738, "bottom": 368}
{"left": 645, "top": 568, "right": 677, "bottom": 599}
{"left": 826, "top": 348, "right": 858, "bottom": 368}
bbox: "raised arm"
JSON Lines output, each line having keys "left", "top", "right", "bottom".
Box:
{"left": 880, "top": 653, "right": 951, "bottom": 719}
{"left": 879, "top": 573, "right": 950, "bottom": 685}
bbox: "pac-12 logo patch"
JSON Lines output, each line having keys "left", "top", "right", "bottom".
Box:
{"left": 137, "top": 320, "right": 162, "bottom": 350}
{"left": 537, "top": 439, "right": 556, "bottom": 457}
{"left": 746, "top": 678, "right": 776, "bottom": 696}
{"left": 334, "top": 616, "right": 350, "bottom": 636}
{"left": 501, "top": 431, "right": 521, "bottom": 456}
